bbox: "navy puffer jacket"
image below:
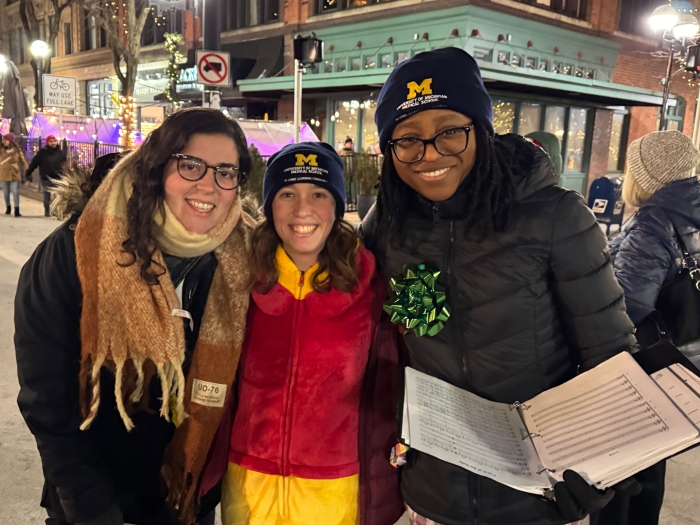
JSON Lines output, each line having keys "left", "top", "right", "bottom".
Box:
{"left": 609, "top": 177, "right": 700, "bottom": 325}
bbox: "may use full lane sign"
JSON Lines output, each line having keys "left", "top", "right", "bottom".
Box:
{"left": 42, "top": 74, "right": 77, "bottom": 110}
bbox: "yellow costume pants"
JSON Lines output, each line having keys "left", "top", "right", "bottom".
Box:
{"left": 221, "top": 462, "right": 359, "bottom": 525}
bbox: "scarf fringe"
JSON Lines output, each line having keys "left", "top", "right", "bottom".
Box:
{"left": 114, "top": 360, "right": 136, "bottom": 431}
{"left": 79, "top": 355, "right": 105, "bottom": 431}
{"left": 130, "top": 358, "right": 145, "bottom": 403}
{"left": 80, "top": 357, "right": 190, "bottom": 432}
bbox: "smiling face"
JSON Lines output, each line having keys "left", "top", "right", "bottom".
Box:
{"left": 271, "top": 183, "right": 336, "bottom": 271}
{"left": 391, "top": 109, "right": 477, "bottom": 202}
{"left": 163, "top": 134, "right": 239, "bottom": 234}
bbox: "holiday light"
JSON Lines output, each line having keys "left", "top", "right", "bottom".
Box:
{"left": 163, "top": 33, "right": 184, "bottom": 107}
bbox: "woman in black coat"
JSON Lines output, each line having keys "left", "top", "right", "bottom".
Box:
{"left": 361, "top": 47, "right": 639, "bottom": 525}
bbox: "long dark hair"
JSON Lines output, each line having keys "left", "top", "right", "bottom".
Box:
{"left": 372, "top": 123, "right": 530, "bottom": 246}
{"left": 250, "top": 218, "right": 360, "bottom": 294}
{"left": 121, "top": 108, "right": 251, "bottom": 284}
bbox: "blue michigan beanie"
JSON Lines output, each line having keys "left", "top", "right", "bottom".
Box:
{"left": 263, "top": 142, "right": 346, "bottom": 219}
{"left": 375, "top": 47, "right": 494, "bottom": 151}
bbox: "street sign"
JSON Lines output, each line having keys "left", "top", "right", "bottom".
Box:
{"left": 42, "top": 74, "right": 77, "bottom": 110}
{"left": 196, "top": 50, "right": 231, "bottom": 87}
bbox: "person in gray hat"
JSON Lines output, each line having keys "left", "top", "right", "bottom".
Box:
{"left": 605, "top": 130, "right": 700, "bottom": 525}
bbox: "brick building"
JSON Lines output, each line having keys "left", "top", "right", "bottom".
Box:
{"left": 0, "top": 0, "right": 698, "bottom": 195}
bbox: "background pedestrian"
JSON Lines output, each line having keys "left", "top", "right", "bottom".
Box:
{"left": 0, "top": 132, "right": 28, "bottom": 217}
{"left": 25, "top": 135, "right": 67, "bottom": 217}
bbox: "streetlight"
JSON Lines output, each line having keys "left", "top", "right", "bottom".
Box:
{"left": 649, "top": 5, "right": 699, "bottom": 130}
{"left": 30, "top": 40, "right": 50, "bottom": 111}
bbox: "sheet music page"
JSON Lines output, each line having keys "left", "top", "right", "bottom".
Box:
{"left": 652, "top": 367, "right": 700, "bottom": 426}
{"left": 669, "top": 364, "right": 700, "bottom": 397}
{"left": 521, "top": 352, "right": 699, "bottom": 488}
{"left": 404, "top": 367, "right": 552, "bottom": 494}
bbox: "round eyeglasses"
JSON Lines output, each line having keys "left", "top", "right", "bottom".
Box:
{"left": 170, "top": 154, "right": 246, "bottom": 190}
{"left": 388, "top": 125, "right": 473, "bottom": 163}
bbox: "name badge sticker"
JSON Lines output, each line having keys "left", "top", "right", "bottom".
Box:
{"left": 191, "top": 379, "right": 227, "bottom": 407}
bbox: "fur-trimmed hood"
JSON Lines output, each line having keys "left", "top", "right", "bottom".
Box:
{"left": 50, "top": 164, "right": 92, "bottom": 220}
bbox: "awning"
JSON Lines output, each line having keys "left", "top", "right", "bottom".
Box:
{"left": 238, "top": 62, "right": 670, "bottom": 107}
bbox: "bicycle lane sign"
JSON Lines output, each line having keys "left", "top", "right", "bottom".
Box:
{"left": 42, "top": 74, "right": 77, "bottom": 109}
{"left": 196, "top": 50, "right": 231, "bottom": 87}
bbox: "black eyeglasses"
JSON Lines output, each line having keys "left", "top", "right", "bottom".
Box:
{"left": 170, "top": 154, "right": 246, "bottom": 190}
{"left": 388, "top": 125, "right": 473, "bottom": 163}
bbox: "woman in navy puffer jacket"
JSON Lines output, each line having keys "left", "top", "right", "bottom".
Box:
{"left": 600, "top": 130, "right": 700, "bottom": 525}
{"left": 609, "top": 130, "right": 700, "bottom": 362}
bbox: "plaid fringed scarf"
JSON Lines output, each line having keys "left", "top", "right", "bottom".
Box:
{"left": 74, "top": 154, "right": 254, "bottom": 523}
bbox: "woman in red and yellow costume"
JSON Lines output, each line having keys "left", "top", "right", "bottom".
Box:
{"left": 221, "top": 142, "right": 403, "bottom": 525}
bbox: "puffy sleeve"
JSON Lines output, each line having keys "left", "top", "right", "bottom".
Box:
{"left": 549, "top": 191, "right": 637, "bottom": 371}
{"left": 609, "top": 210, "right": 674, "bottom": 325}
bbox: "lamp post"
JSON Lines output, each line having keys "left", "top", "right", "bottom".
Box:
{"left": 29, "top": 40, "right": 50, "bottom": 111}
{"left": 649, "top": 5, "right": 699, "bottom": 131}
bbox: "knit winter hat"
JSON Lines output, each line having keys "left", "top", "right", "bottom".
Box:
{"left": 526, "top": 131, "right": 563, "bottom": 176}
{"left": 375, "top": 47, "right": 494, "bottom": 151}
{"left": 263, "top": 142, "right": 346, "bottom": 219}
{"left": 627, "top": 131, "right": 700, "bottom": 195}
{"left": 3, "top": 132, "right": 16, "bottom": 143}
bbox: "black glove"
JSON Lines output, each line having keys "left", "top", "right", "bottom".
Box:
{"left": 75, "top": 502, "right": 124, "bottom": 525}
{"left": 553, "top": 470, "right": 641, "bottom": 521}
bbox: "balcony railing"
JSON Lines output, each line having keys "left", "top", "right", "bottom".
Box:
{"left": 512, "top": 0, "right": 588, "bottom": 21}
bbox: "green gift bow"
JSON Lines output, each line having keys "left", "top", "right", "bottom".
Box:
{"left": 384, "top": 263, "right": 451, "bottom": 337}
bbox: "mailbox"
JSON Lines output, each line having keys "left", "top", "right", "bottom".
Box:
{"left": 588, "top": 176, "right": 625, "bottom": 235}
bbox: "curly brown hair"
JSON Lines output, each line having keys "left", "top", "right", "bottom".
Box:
{"left": 250, "top": 218, "right": 360, "bottom": 294}
{"left": 121, "top": 108, "right": 251, "bottom": 284}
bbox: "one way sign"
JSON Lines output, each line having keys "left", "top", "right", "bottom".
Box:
{"left": 196, "top": 50, "right": 231, "bottom": 87}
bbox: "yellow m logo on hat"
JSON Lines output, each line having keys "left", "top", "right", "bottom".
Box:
{"left": 406, "top": 79, "right": 433, "bottom": 100}
{"left": 295, "top": 154, "right": 318, "bottom": 166}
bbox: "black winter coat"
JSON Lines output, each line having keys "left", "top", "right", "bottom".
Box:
{"left": 14, "top": 215, "right": 219, "bottom": 525}
{"left": 361, "top": 140, "right": 636, "bottom": 525}
{"left": 26, "top": 145, "right": 67, "bottom": 182}
{"left": 609, "top": 177, "right": 700, "bottom": 325}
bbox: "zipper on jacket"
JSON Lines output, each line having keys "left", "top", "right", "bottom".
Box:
{"left": 280, "top": 268, "right": 305, "bottom": 503}
{"left": 444, "top": 220, "right": 479, "bottom": 523}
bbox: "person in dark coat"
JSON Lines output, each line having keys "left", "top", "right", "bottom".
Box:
{"left": 361, "top": 47, "right": 639, "bottom": 525}
{"left": 15, "top": 109, "right": 256, "bottom": 525}
{"left": 599, "top": 130, "right": 700, "bottom": 525}
{"left": 25, "top": 135, "right": 67, "bottom": 216}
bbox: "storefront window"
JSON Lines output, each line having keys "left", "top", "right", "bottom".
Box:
{"left": 364, "top": 55, "right": 376, "bottom": 69}
{"left": 350, "top": 57, "right": 361, "bottom": 71}
{"left": 544, "top": 106, "right": 566, "bottom": 145}
{"left": 361, "top": 100, "right": 380, "bottom": 154}
{"left": 333, "top": 101, "right": 359, "bottom": 153}
{"left": 336, "top": 59, "right": 346, "bottom": 73}
{"left": 331, "top": 99, "right": 379, "bottom": 154}
{"left": 565, "top": 108, "right": 588, "bottom": 173}
{"left": 493, "top": 100, "right": 515, "bottom": 134}
{"left": 380, "top": 54, "right": 392, "bottom": 68}
{"left": 518, "top": 104, "right": 542, "bottom": 136}
{"left": 88, "top": 79, "right": 118, "bottom": 119}
{"left": 608, "top": 112, "right": 626, "bottom": 172}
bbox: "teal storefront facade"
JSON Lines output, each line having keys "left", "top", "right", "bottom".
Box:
{"left": 238, "top": 5, "right": 670, "bottom": 195}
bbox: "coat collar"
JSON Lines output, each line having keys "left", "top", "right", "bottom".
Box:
{"left": 252, "top": 244, "right": 376, "bottom": 318}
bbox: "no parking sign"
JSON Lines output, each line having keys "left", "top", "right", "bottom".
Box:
{"left": 196, "top": 50, "right": 231, "bottom": 87}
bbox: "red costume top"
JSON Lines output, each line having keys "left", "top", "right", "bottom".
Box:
{"left": 229, "top": 245, "right": 377, "bottom": 479}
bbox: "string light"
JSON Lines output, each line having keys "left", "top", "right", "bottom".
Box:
{"left": 164, "top": 32, "right": 184, "bottom": 107}
{"left": 117, "top": 95, "right": 136, "bottom": 147}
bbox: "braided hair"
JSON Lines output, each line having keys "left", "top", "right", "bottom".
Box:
{"left": 371, "top": 122, "right": 533, "bottom": 246}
